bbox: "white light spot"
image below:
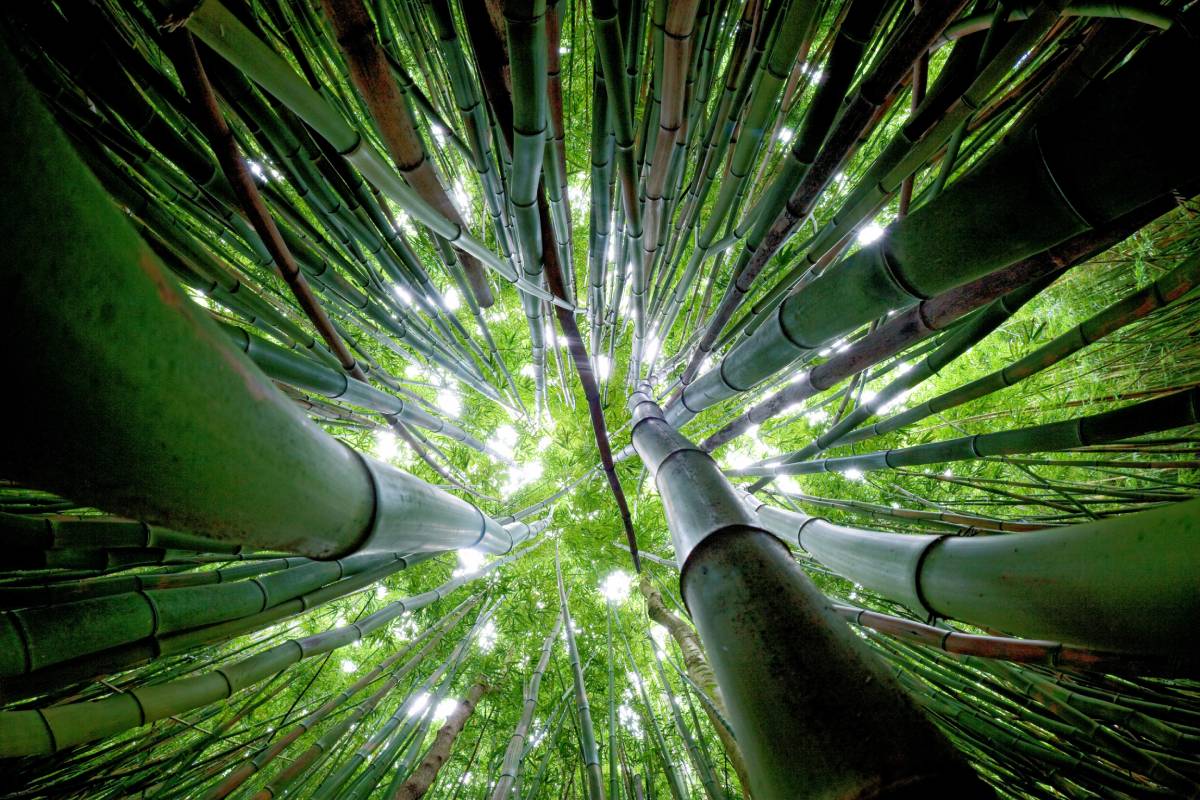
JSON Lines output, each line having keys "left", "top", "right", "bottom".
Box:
{"left": 857, "top": 222, "right": 885, "bottom": 246}
{"left": 248, "top": 160, "right": 268, "bottom": 182}
{"left": 600, "top": 571, "right": 632, "bottom": 602}
{"left": 456, "top": 548, "right": 486, "bottom": 575}
{"left": 649, "top": 623, "right": 669, "bottom": 648}
{"left": 437, "top": 388, "right": 462, "bottom": 417}
{"left": 340, "top": 659, "right": 357, "bottom": 673}
{"left": 842, "top": 468, "right": 865, "bottom": 481}
{"left": 596, "top": 354, "right": 612, "bottom": 380}
{"left": 444, "top": 288, "right": 461, "bottom": 311}
{"left": 434, "top": 698, "right": 459, "bottom": 722}
{"left": 408, "top": 691, "right": 431, "bottom": 717}
{"left": 374, "top": 430, "right": 398, "bottom": 461}
{"left": 478, "top": 619, "right": 498, "bottom": 652}
{"left": 643, "top": 337, "right": 661, "bottom": 364}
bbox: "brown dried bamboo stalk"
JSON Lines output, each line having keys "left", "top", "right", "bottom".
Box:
{"left": 539, "top": 191, "right": 640, "bottom": 569}
{"left": 171, "top": 32, "right": 366, "bottom": 382}
{"left": 321, "top": 0, "right": 495, "bottom": 307}
{"left": 831, "top": 605, "right": 1195, "bottom": 676}
{"left": 392, "top": 679, "right": 490, "bottom": 800}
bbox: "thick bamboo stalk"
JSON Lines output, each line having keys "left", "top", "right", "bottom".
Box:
{"left": 0, "top": 41, "right": 523, "bottom": 560}
{"left": 627, "top": 385, "right": 988, "bottom": 798}
{"left": 746, "top": 494, "right": 1200, "bottom": 654}
{"left": 668, "top": 22, "right": 1200, "bottom": 422}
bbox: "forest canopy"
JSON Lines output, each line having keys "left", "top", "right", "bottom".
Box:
{"left": 1, "top": 0, "right": 1199, "bottom": 798}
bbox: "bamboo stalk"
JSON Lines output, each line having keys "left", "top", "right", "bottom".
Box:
{"left": 627, "top": 384, "right": 988, "bottom": 798}
{"left": 746, "top": 493, "right": 1200, "bottom": 653}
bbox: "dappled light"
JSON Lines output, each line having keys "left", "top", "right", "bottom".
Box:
{"left": 1, "top": 0, "right": 1198, "bottom": 798}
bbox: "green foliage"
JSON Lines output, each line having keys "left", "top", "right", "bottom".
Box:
{"left": 3, "top": 0, "right": 1199, "bottom": 797}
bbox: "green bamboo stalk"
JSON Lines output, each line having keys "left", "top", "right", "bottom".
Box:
{"left": 491, "top": 608, "right": 563, "bottom": 800}
{"left": 637, "top": 577, "right": 750, "bottom": 795}
{"left": 206, "top": 596, "right": 478, "bottom": 799}
{"left": 219, "top": 321, "right": 505, "bottom": 459}
{"left": 0, "top": 41, "right": 526, "bottom": 560}
{"left": 556, "top": 549, "right": 606, "bottom": 800}
{"left": 627, "top": 384, "right": 987, "bottom": 798}
{"left": 613, "top": 610, "right": 688, "bottom": 800}
{"left": 733, "top": 386, "right": 1200, "bottom": 477}
{"left": 675, "top": 0, "right": 968, "bottom": 389}
{"left": 646, "top": 636, "right": 725, "bottom": 800}
{"left": 747, "top": 493, "right": 1200, "bottom": 653}
{"left": 0, "top": 539, "right": 539, "bottom": 756}
{"left": 668, "top": 19, "right": 1200, "bottom": 423}
{"left": 0, "top": 551, "right": 406, "bottom": 677}
{"left": 310, "top": 604, "right": 491, "bottom": 799}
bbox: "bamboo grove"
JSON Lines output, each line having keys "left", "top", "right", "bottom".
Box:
{"left": 1, "top": 0, "right": 1198, "bottom": 796}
